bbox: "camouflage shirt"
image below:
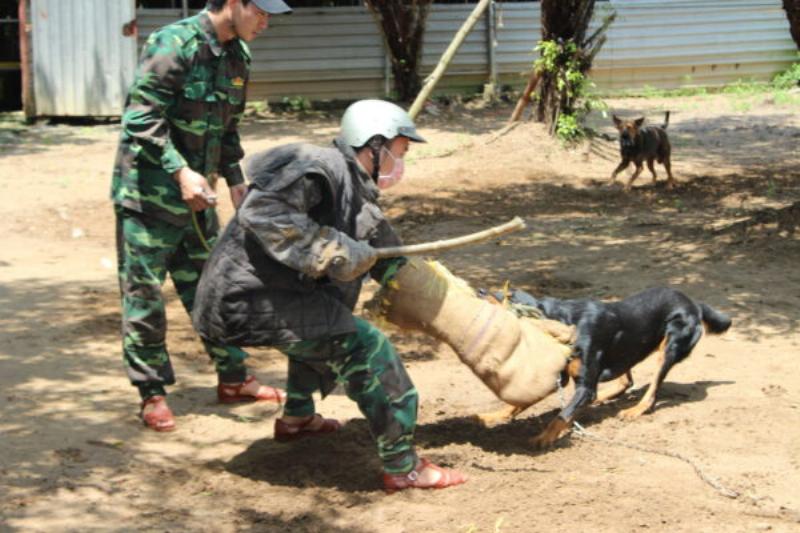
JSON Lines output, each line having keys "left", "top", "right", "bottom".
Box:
{"left": 111, "top": 10, "right": 249, "bottom": 225}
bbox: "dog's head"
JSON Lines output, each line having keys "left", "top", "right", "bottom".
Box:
{"left": 612, "top": 115, "right": 645, "bottom": 151}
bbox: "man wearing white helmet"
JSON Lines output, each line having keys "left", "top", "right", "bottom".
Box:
{"left": 193, "top": 99, "right": 466, "bottom": 491}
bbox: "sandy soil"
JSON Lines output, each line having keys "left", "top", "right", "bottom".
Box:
{"left": 1, "top": 91, "right": 799, "bottom": 533}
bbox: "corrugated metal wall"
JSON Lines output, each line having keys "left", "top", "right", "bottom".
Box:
{"left": 127, "top": 0, "right": 795, "bottom": 104}
{"left": 31, "top": 0, "right": 137, "bottom": 116}
{"left": 593, "top": 0, "right": 798, "bottom": 90}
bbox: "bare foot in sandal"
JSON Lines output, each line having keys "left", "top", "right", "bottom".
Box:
{"left": 217, "top": 375, "right": 286, "bottom": 404}
{"left": 274, "top": 414, "right": 342, "bottom": 442}
{"left": 140, "top": 395, "right": 176, "bottom": 432}
{"left": 383, "top": 458, "right": 467, "bottom": 493}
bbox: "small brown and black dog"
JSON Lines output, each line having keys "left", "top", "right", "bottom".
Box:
{"left": 611, "top": 111, "right": 675, "bottom": 191}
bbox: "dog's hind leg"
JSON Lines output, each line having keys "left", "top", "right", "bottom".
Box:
{"left": 660, "top": 137, "right": 676, "bottom": 189}
{"left": 618, "top": 319, "right": 700, "bottom": 420}
{"left": 647, "top": 158, "right": 658, "bottom": 183}
{"left": 594, "top": 371, "right": 633, "bottom": 404}
{"left": 618, "top": 347, "right": 664, "bottom": 420}
{"left": 663, "top": 154, "right": 676, "bottom": 189}
{"left": 475, "top": 404, "right": 526, "bottom": 427}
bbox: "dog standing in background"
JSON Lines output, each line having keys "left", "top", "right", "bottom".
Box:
{"left": 611, "top": 111, "right": 675, "bottom": 191}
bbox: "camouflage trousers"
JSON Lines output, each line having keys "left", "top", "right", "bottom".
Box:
{"left": 115, "top": 207, "right": 249, "bottom": 399}
{"left": 277, "top": 317, "right": 419, "bottom": 474}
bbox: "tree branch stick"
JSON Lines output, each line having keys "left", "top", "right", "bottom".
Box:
{"left": 408, "top": 0, "right": 492, "bottom": 119}
{"left": 375, "top": 216, "right": 526, "bottom": 258}
{"left": 509, "top": 70, "right": 541, "bottom": 123}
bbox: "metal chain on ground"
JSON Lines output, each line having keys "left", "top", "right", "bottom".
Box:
{"left": 554, "top": 378, "right": 740, "bottom": 499}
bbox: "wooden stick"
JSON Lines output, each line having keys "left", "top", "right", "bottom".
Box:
{"left": 375, "top": 216, "right": 526, "bottom": 258}
{"left": 508, "top": 71, "right": 540, "bottom": 123}
{"left": 408, "top": 0, "right": 492, "bottom": 119}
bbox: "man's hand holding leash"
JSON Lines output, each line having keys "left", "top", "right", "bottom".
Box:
{"left": 175, "top": 167, "right": 218, "bottom": 211}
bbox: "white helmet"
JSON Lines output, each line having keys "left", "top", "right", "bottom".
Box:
{"left": 340, "top": 99, "right": 426, "bottom": 148}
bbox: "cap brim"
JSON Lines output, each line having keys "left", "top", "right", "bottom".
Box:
{"left": 253, "top": 0, "right": 292, "bottom": 14}
{"left": 398, "top": 126, "right": 426, "bottom": 143}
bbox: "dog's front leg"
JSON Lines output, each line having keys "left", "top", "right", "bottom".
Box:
{"left": 610, "top": 158, "right": 630, "bottom": 182}
{"left": 625, "top": 164, "right": 644, "bottom": 191}
{"left": 531, "top": 353, "right": 600, "bottom": 449}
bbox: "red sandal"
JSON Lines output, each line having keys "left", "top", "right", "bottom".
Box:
{"left": 139, "top": 395, "right": 176, "bottom": 432}
{"left": 274, "top": 414, "right": 342, "bottom": 442}
{"left": 217, "top": 375, "right": 287, "bottom": 404}
{"left": 382, "top": 458, "right": 467, "bottom": 493}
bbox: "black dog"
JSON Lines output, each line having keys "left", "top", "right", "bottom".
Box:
{"left": 505, "top": 286, "right": 731, "bottom": 448}
{"left": 611, "top": 111, "right": 675, "bottom": 191}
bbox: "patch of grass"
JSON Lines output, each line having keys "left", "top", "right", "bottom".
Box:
{"left": 772, "top": 55, "right": 800, "bottom": 89}
{"left": 608, "top": 85, "right": 710, "bottom": 98}
{"left": 772, "top": 90, "right": 800, "bottom": 107}
{"left": 766, "top": 179, "right": 777, "bottom": 199}
{"left": 732, "top": 99, "right": 753, "bottom": 113}
{"left": 720, "top": 78, "right": 766, "bottom": 97}
{"left": 0, "top": 112, "right": 26, "bottom": 145}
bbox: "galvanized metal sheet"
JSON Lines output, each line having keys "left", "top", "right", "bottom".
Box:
{"left": 32, "top": 0, "right": 137, "bottom": 116}
{"left": 130, "top": 0, "right": 798, "bottom": 104}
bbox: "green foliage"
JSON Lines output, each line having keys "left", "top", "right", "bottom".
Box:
{"left": 281, "top": 95, "right": 312, "bottom": 113}
{"left": 609, "top": 57, "right": 799, "bottom": 102}
{"left": 534, "top": 39, "right": 607, "bottom": 143}
{"left": 556, "top": 113, "right": 583, "bottom": 142}
{"left": 766, "top": 179, "right": 777, "bottom": 199}
{"left": 534, "top": 40, "right": 586, "bottom": 100}
{"left": 248, "top": 100, "right": 269, "bottom": 114}
{"left": 721, "top": 78, "right": 764, "bottom": 96}
{"left": 773, "top": 55, "right": 800, "bottom": 89}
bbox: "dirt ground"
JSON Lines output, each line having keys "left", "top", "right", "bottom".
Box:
{"left": 1, "top": 91, "right": 800, "bottom": 533}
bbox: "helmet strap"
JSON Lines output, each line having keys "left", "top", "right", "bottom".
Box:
{"left": 366, "top": 135, "right": 387, "bottom": 183}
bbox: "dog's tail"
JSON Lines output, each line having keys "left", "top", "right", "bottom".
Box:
{"left": 662, "top": 111, "right": 670, "bottom": 130}
{"left": 700, "top": 303, "right": 731, "bottom": 334}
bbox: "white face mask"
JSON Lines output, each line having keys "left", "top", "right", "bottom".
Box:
{"left": 377, "top": 146, "right": 405, "bottom": 190}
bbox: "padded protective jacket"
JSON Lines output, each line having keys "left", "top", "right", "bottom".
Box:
{"left": 192, "top": 138, "right": 401, "bottom": 346}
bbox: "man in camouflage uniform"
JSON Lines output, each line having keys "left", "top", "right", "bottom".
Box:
{"left": 192, "top": 100, "right": 467, "bottom": 491}
{"left": 111, "top": 0, "right": 292, "bottom": 432}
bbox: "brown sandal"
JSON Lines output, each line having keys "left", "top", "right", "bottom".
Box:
{"left": 382, "top": 458, "right": 467, "bottom": 493}
{"left": 274, "top": 414, "right": 341, "bottom": 442}
{"left": 139, "top": 395, "right": 176, "bottom": 432}
{"left": 217, "top": 375, "right": 286, "bottom": 404}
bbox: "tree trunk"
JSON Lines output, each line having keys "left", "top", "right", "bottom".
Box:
{"left": 535, "top": 0, "right": 596, "bottom": 128}
{"left": 783, "top": 0, "right": 800, "bottom": 48}
{"left": 365, "top": 1, "right": 432, "bottom": 102}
